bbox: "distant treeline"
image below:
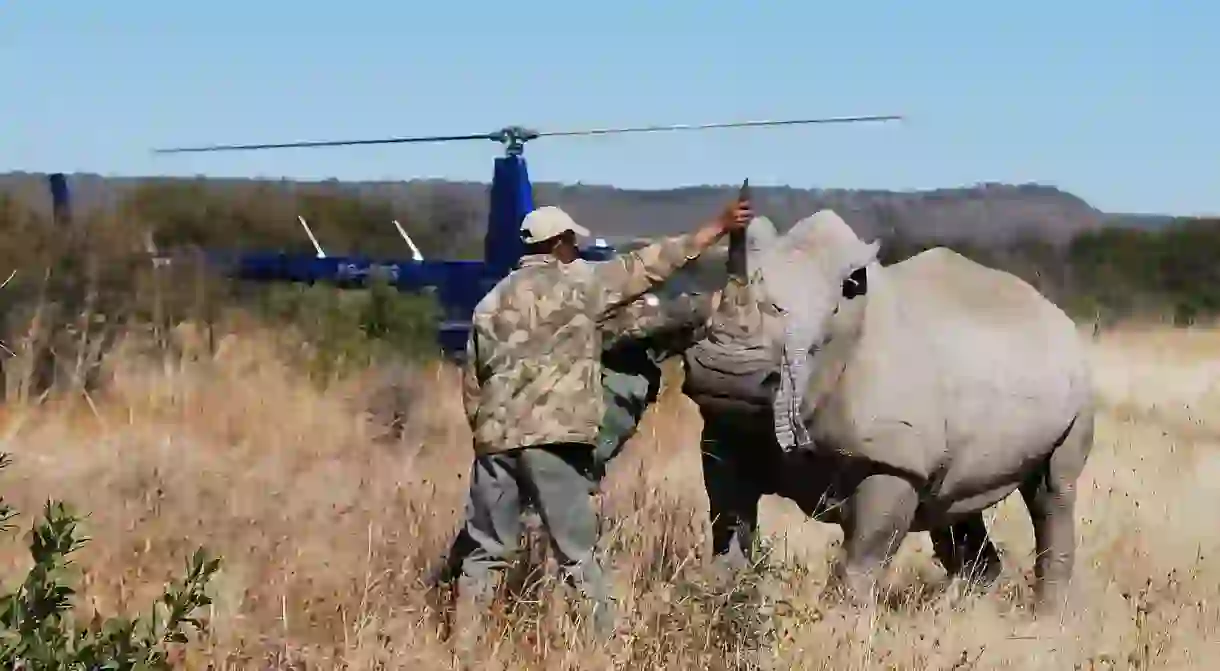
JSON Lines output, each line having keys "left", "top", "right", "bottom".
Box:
{"left": 666, "top": 219, "right": 1220, "bottom": 329}
{"left": 880, "top": 223, "right": 1220, "bottom": 326}
{"left": 0, "top": 179, "right": 1217, "bottom": 342}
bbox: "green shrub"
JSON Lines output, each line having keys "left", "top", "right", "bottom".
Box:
{"left": 252, "top": 275, "right": 441, "bottom": 378}
{"left": 0, "top": 454, "right": 219, "bottom": 670}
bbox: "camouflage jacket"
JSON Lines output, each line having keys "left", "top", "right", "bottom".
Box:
{"left": 462, "top": 234, "right": 705, "bottom": 455}
{"left": 601, "top": 289, "right": 715, "bottom": 356}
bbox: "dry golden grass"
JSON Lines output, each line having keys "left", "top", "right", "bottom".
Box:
{"left": 0, "top": 322, "right": 1218, "bottom": 669}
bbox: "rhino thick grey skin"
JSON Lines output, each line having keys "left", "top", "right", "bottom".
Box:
{"left": 679, "top": 212, "right": 1094, "bottom": 614}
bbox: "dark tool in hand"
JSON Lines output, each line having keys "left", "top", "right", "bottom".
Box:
{"left": 727, "top": 178, "right": 751, "bottom": 280}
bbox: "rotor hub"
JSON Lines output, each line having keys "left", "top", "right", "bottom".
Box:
{"left": 490, "top": 126, "right": 540, "bottom": 156}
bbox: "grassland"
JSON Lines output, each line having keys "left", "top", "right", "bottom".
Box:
{"left": 0, "top": 321, "right": 1217, "bottom": 669}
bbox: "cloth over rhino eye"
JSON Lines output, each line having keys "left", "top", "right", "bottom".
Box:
{"left": 842, "top": 266, "right": 868, "bottom": 300}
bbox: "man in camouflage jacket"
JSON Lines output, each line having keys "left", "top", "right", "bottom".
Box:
{"left": 453, "top": 199, "right": 751, "bottom": 644}
{"left": 431, "top": 289, "right": 711, "bottom": 599}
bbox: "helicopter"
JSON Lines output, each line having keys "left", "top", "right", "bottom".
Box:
{"left": 56, "top": 115, "right": 904, "bottom": 357}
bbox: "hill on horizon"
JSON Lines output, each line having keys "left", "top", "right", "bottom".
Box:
{"left": 0, "top": 171, "right": 1181, "bottom": 252}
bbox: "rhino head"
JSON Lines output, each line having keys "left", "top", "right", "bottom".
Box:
{"left": 751, "top": 210, "right": 881, "bottom": 449}
{"left": 676, "top": 216, "right": 790, "bottom": 413}
{"left": 596, "top": 220, "right": 785, "bottom": 438}
{"left": 597, "top": 212, "right": 879, "bottom": 454}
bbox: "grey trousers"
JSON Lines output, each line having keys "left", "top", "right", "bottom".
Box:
{"left": 594, "top": 367, "right": 654, "bottom": 474}
{"left": 437, "top": 374, "right": 646, "bottom": 591}
{"left": 454, "top": 442, "right": 612, "bottom": 632}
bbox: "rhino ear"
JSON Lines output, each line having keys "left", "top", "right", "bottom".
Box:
{"left": 783, "top": 210, "right": 833, "bottom": 248}
{"left": 783, "top": 210, "right": 881, "bottom": 267}
{"left": 784, "top": 210, "right": 855, "bottom": 252}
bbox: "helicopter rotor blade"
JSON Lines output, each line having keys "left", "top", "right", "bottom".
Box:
{"left": 535, "top": 115, "right": 903, "bottom": 139}
{"left": 151, "top": 114, "right": 903, "bottom": 154}
{"left": 152, "top": 132, "right": 496, "bottom": 154}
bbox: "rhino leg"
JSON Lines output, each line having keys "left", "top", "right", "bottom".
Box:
{"left": 699, "top": 412, "right": 777, "bottom": 570}
{"left": 1019, "top": 409, "right": 1094, "bottom": 615}
{"left": 929, "top": 514, "right": 1003, "bottom": 590}
{"left": 830, "top": 471, "right": 920, "bottom": 606}
{"left": 702, "top": 449, "right": 760, "bottom": 571}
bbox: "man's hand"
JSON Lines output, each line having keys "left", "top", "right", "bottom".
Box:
{"left": 718, "top": 198, "right": 754, "bottom": 234}
{"left": 692, "top": 196, "right": 754, "bottom": 251}
{"left": 594, "top": 192, "right": 755, "bottom": 318}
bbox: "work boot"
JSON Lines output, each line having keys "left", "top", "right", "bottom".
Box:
{"left": 451, "top": 573, "right": 499, "bottom": 663}
{"left": 589, "top": 595, "right": 617, "bottom": 643}
{"left": 559, "top": 582, "right": 617, "bottom": 644}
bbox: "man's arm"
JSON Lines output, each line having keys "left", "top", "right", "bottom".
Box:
{"left": 602, "top": 291, "right": 716, "bottom": 349}
{"left": 601, "top": 293, "right": 665, "bottom": 344}
{"left": 590, "top": 200, "right": 751, "bottom": 317}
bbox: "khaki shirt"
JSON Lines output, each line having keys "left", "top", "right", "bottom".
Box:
{"left": 462, "top": 234, "right": 703, "bottom": 455}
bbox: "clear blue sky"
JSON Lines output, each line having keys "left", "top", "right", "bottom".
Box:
{"left": 2, "top": 2, "right": 1214, "bottom": 215}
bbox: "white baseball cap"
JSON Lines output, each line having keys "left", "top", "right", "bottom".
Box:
{"left": 520, "top": 206, "right": 591, "bottom": 244}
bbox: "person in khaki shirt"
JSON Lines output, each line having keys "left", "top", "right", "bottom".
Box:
{"left": 453, "top": 197, "right": 752, "bottom": 648}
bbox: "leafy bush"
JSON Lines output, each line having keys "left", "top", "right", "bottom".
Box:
{"left": 252, "top": 275, "right": 441, "bottom": 378}
{"left": 0, "top": 454, "right": 219, "bottom": 669}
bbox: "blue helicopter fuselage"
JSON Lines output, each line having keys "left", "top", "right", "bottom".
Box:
{"left": 47, "top": 154, "right": 617, "bottom": 359}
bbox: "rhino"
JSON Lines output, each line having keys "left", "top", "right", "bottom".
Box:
{"left": 438, "top": 213, "right": 1094, "bottom": 614}
{"left": 675, "top": 211, "right": 1095, "bottom": 613}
